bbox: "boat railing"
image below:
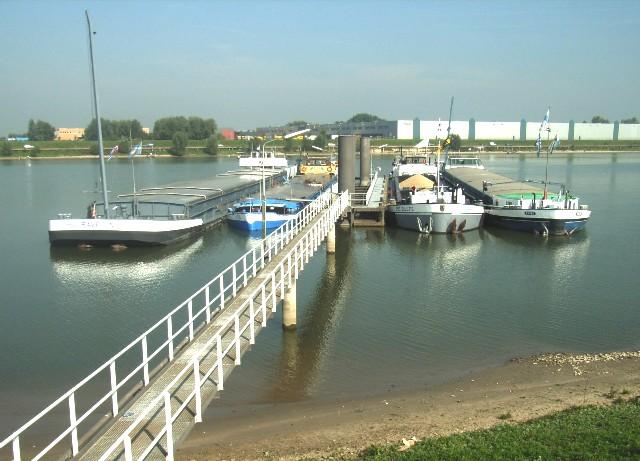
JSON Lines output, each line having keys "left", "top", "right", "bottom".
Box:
{"left": 0, "top": 188, "right": 350, "bottom": 461}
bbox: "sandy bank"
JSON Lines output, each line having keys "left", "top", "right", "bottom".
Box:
{"left": 177, "top": 351, "right": 640, "bottom": 460}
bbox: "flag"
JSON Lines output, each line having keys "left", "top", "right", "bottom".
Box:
{"left": 107, "top": 145, "right": 118, "bottom": 160}
{"left": 129, "top": 142, "right": 142, "bottom": 158}
{"left": 540, "top": 107, "right": 550, "bottom": 133}
{"left": 548, "top": 133, "right": 560, "bottom": 154}
{"left": 535, "top": 133, "right": 542, "bottom": 158}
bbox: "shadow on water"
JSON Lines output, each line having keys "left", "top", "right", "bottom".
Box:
{"left": 264, "top": 227, "right": 356, "bottom": 401}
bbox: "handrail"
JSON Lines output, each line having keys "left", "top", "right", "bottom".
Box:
{"left": 0, "top": 185, "right": 347, "bottom": 461}
{"left": 365, "top": 168, "right": 380, "bottom": 204}
{"left": 97, "top": 190, "right": 349, "bottom": 461}
{"left": 350, "top": 169, "right": 380, "bottom": 206}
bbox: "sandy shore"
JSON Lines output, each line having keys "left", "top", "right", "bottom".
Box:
{"left": 177, "top": 352, "right": 640, "bottom": 460}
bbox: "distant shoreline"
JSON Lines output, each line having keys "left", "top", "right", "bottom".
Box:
{"left": 1, "top": 150, "right": 639, "bottom": 162}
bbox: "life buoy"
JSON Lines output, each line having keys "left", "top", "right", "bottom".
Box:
{"left": 327, "top": 165, "right": 334, "bottom": 173}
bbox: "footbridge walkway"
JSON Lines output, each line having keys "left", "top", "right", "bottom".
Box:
{"left": 1, "top": 188, "right": 349, "bottom": 461}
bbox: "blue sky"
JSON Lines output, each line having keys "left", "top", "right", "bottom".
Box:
{"left": 1, "top": 0, "right": 639, "bottom": 135}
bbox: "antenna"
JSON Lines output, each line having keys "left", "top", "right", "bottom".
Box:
{"left": 446, "top": 96, "right": 454, "bottom": 139}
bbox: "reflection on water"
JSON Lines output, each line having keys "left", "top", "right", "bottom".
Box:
{"left": 4, "top": 154, "right": 640, "bottom": 435}
{"left": 267, "top": 230, "right": 353, "bottom": 401}
{"left": 50, "top": 238, "right": 205, "bottom": 284}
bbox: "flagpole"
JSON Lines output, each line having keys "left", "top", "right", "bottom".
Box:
{"left": 129, "top": 127, "right": 138, "bottom": 217}
{"left": 131, "top": 153, "right": 137, "bottom": 216}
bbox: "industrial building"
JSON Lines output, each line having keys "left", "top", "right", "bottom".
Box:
{"left": 246, "top": 118, "right": 640, "bottom": 142}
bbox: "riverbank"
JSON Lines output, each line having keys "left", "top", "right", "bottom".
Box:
{"left": 2, "top": 149, "right": 640, "bottom": 162}
{"left": 176, "top": 351, "right": 640, "bottom": 460}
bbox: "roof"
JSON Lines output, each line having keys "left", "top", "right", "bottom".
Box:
{"left": 112, "top": 170, "right": 284, "bottom": 207}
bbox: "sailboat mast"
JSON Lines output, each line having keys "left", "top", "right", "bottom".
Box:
{"left": 86, "top": 10, "right": 110, "bottom": 218}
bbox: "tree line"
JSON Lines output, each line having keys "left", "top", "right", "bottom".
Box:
{"left": 6, "top": 116, "right": 218, "bottom": 142}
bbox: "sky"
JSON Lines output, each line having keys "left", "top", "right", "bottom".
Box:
{"left": 1, "top": 0, "right": 639, "bottom": 135}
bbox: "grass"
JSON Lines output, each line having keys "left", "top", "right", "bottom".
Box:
{"left": 2, "top": 137, "right": 639, "bottom": 159}
{"left": 345, "top": 397, "right": 640, "bottom": 460}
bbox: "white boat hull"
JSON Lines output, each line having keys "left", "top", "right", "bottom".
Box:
{"left": 238, "top": 157, "right": 289, "bottom": 168}
{"left": 226, "top": 212, "right": 296, "bottom": 231}
{"left": 389, "top": 203, "right": 484, "bottom": 234}
{"left": 48, "top": 218, "right": 204, "bottom": 246}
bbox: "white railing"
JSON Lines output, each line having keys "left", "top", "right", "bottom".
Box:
{"left": 350, "top": 169, "right": 381, "bottom": 206}
{"left": 0, "top": 188, "right": 349, "bottom": 461}
{"left": 365, "top": 168, "right": 381, "bottom": 205}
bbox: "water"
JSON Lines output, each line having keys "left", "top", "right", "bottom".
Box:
{"left": 1, "top": 153, "right": 639, "bottom": 438}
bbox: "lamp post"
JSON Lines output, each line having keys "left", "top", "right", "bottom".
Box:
{"left": 260, "top": 128, "right": 310, "bottom": 239}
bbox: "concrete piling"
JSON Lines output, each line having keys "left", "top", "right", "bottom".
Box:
{"left": 360, "top": 136, "right": 371, "bottom": 187}
{"left": 326, "top": 225, "right": 336, "bottom": 254}
{"left": 283, "top": 280, "right": 297, "bottom": 330}
{"left": 338, "top": 135, "right": 356, "bottom": 195}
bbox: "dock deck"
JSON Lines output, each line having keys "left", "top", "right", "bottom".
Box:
{"left": 102, "top": 168, "right": 295, "bottom": 223}
{"left": 443, "top": 167, "right": 545, "bottom": 205}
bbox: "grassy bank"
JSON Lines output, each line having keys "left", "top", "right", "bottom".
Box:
{"left": 351, "top": 398, "right": 640, "bottom": 460}
{"left": 2, "top": 138, "right": 639, "bottom": 159}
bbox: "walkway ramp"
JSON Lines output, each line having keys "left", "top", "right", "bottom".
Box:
{"left": 349, "top": 170, "right": 387, "bottom": 227}
{"left": 1, "top": 189, "right": 349, "bottom": 461}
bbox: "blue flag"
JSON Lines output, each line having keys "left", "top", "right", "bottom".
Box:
{"left": 107, "top": 145, "right": 118, "bottom": 161}
{"left": 548, "top": 134, "right": 560, "bottom": 155}
{"left": 129, "top": 142, "right": 142, "bottom": 158}
{"left": 535, "top": 133, "right": 542, "bottom": 158}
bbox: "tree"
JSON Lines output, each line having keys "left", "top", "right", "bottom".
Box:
{"left": 171, "top": 131, "right": 188, "bottom": 155}
{"left": 301, "top": 137, "right": 313, "bottom": 152}
{"left": 313, "top": 130, "right": 328, "bottom": 150}
{"left": 286, "top": 120, "right": 308, "bottom": 128}
{"left": 591, "top": 115, "right": 609, "bottom": 124}
{"left": 347, "top": 113, "right": 385, "bottom": 123}
{"left": 204, "top": 135, "right": 218, "bottom": 155}
{"left": 153, "top": 116, "right": 217, "bottom": 140}
{"left": 0, "top": 142, "right": 12, "bottom": 157}
{"left": 27, "top": 119, "right": 55, "bottom": 141}
{"left": 284, "top": 137, "right": 294, "bottom": 152}
{"left": 85, "top": 118, "right": 143, "bottom": 140}
{"left": 621, "top": 117, "right": 639, "bottom": 124}
{"left": 449, "top": 134, "right": 462, "bottom": 151}
{"left": 89, "top": 143, "right": 101, "bottom": 156}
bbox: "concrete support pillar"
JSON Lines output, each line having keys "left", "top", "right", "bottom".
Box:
{"left": 282, "top": 280, "right": 297, "bottom": 330}
{"left": 338, "top": 135, "right": 356, "bottom": 195}
{"left": 360, "top": 137, "right": 371, "bottom": 187}
{"left": 326, "top": 225, "right": 336, "bottom": 254}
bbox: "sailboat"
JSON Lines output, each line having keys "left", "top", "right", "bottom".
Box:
{"left": 48, "top": 12, "right": 204, "bottom": 246}
{"left": 388, "top": 97, "right": 484, "bottom": 234}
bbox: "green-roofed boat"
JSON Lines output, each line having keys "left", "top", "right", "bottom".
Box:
{"left": 443, "top": 154, "right": 591, "bottom": 236}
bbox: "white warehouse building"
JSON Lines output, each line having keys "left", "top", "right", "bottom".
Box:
{"left": 393, "top": 119, "right": 640, "bottom": 141}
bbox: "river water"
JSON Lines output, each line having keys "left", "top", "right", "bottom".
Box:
{"left": 1, "top": 153, "right": 639, "bottom": 440}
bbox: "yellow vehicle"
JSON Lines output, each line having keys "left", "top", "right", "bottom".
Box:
{"left": 297, "top": 156, "right": 338, "bottom": 175}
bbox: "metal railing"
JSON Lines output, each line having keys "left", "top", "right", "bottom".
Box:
{"left": 350, "top": 169, "right": 381, "bottom": 206}
{"left": 0, "top": 188, "right": 349, "bottom": 461}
